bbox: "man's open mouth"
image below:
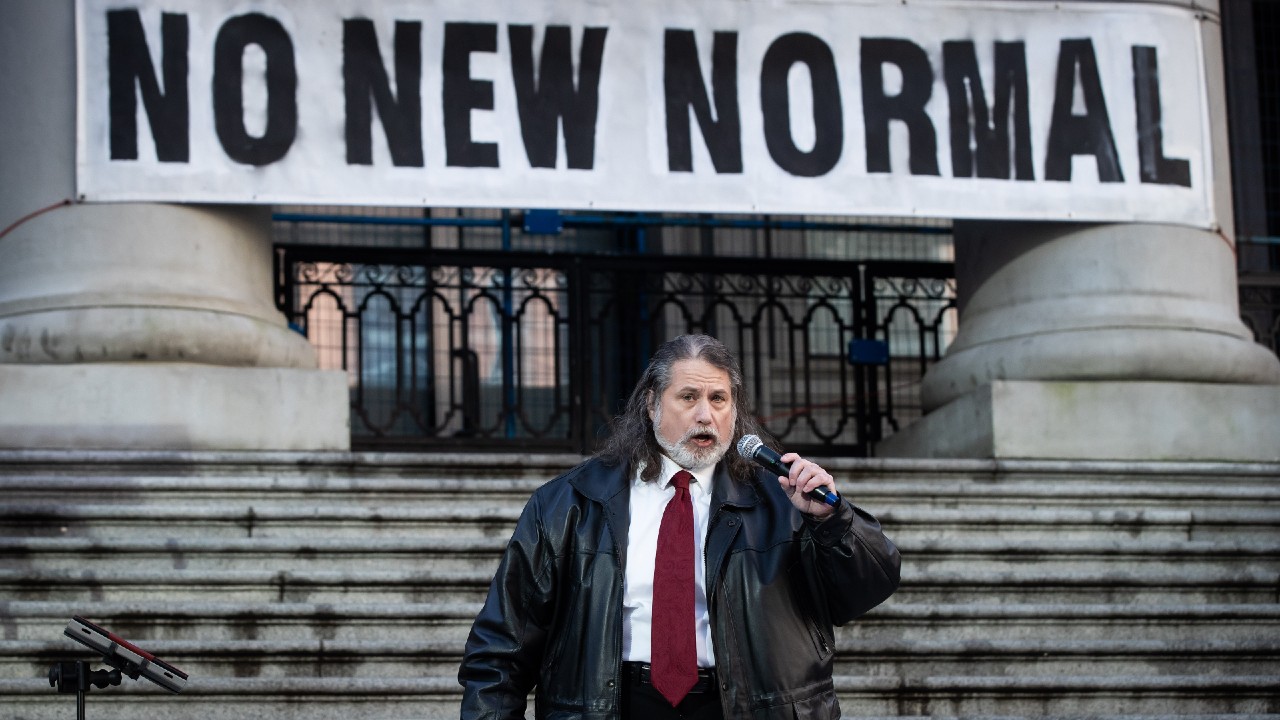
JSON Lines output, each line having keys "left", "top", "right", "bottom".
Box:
{"left": 687, "top": 431, "right": 718, "bottom": 448}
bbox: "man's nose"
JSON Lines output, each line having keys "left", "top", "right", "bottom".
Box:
{"left": 693, "top": 398, "right": 713, "bottom": 423}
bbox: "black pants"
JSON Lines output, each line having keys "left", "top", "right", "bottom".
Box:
{"left": 621, "top": 663, "right": 724, "bottom": 720}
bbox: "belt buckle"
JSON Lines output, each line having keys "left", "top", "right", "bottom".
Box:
{"left": 624, "top": 662, "right": 716, "bottom": 694}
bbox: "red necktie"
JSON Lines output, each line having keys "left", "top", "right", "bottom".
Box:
{"left": 650, "top": 469, "right": 698, "bottom": 707}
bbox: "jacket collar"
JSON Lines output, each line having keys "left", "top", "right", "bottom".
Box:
{"left": 567, "top": 457, "right": 631, "bottom": 504}
{"left": 568, "top": 455, "right": 761, "bottom": 511}
{"left": 568, "top": 458, "right": 633, "bottom": 567}
{"left": 567, "top": 456, "right": 762, "bottom": 593}
{"left": 710, "top": 461, "right": 761, "bottom": 511}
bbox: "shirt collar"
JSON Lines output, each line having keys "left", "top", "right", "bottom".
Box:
{"left": 657, "top": 454, "right": 715, "bottom": 497}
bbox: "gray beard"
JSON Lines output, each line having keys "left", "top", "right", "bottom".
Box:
{"left": 652, "top": 405, "right": 732, "bottom": 470}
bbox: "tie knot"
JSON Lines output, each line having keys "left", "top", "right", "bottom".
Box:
{"left": 671, "top": 470, "right": 693, "bottom": 491}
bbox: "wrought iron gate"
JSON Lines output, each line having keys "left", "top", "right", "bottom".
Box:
{"left": 274, "top": 214, "right": 955, "bottom": 456}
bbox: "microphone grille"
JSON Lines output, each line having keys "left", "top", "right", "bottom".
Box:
{"left": 736, "top": 434, "right": 762, "bottom": 459}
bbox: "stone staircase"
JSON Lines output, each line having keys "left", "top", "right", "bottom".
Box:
{"left": 1, "top": 450, "right": 1278, "bottom": 719}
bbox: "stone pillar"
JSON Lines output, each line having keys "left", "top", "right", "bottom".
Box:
{"left": 879, "top": 0, "right": 1280, "bottom": 461}
{"left": 0, "top": 0, "right": 349, "bottom": 450}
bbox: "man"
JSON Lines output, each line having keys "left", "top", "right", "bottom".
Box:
{"left": 459, "top": 334, "right": 900, "bottom": 719}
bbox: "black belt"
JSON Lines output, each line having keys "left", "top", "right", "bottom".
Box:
{"left": 621, "top": 662, "right": 718, "bottom": 694}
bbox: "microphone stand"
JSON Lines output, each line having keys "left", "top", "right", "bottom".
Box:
{"left": 48, "top": 659, "right": 123, "bottom": 720}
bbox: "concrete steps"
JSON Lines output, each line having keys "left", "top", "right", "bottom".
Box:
{"left": 7, "top": 600, "right": 1279, "bottom": 644}
{"left": 1, "top": 450, "right": 1278, "bottom": 718}
{"left": 7, "top": 504, "right": 1278, "bottom": 542}
{"left": 7, "top": 634, "right": 1280, "bottom": 680}
{"left": 2, "top": 675, "right": 1277, "bottom": 718}
{"left": 5, "top": 601, "right": 1280, "bottom": 703}
{"left": 6, "top": 535, "right": 1277, "bottom": 576}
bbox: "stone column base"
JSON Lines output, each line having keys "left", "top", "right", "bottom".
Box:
{"left": 0, "top": 363, "right": 350, "bottom": 451}
{"left": 877, "top": 380, "right": 1280, "bottom": 462}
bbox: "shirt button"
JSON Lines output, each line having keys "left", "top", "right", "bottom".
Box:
{"left": 728, "top": 519, "right": 737, "bottom": 527}
{"left": 607, "top": 679, "right": 615, "bottom": 687}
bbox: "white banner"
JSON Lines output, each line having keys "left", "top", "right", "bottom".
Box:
{"left": 75, "top": 0, "right": 1217, "bottom": 227}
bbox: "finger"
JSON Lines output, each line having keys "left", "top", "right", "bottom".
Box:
{"left": 787, "top": 458, "right": 823, "bottom": 488}
{"left": 801, "top": 469, "right": 835, "bottom": 494}
{"left": 783, "top": 455, "right": 811, "bottom": 482}
{"left": 794, "top": 467, "right": 837, "bottom": 502}
{"left": 779, "top": 452, "right": 802, "bottom": 466}
{"left": 777, "top": 474, "right": 800, "bottom": 499}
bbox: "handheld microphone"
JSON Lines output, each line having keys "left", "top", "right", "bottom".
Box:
{"left": 736, "top": 434, "right": 839, "bottom": 507}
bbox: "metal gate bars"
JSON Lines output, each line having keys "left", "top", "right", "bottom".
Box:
{"left": 274, "top": 240, "right": 955, "bottom": 455}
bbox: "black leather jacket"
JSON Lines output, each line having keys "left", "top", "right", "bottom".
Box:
{"left": 459, "top": 456, "right": 900, "bottom": 719}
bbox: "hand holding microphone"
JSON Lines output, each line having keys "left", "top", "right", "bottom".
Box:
{"left": 736, "top": 435, "right": 840, "bottom": 515}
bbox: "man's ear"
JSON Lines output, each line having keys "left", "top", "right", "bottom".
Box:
{"left": 646, "top": 390, "right": 655, "bottom": 422}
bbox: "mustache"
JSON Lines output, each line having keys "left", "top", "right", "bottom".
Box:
{"left": 679, "top": 425, "right": 721, "bottom": 443}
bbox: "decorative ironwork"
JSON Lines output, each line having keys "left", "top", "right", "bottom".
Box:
{"left": 865, "top": 269, "right": 958, "bottom": 436}
{"left": 274, "top": 227, "right": 956, "bottom": 456}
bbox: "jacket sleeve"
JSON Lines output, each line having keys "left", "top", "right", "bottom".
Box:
{"left": 458, "top": 489, "right": 557, "bottom": 719}
{"left": 801, "top": 498, "right": 901, "bottom": 626}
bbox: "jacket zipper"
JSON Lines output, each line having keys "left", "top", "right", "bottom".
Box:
{"left": 705, "top": 508, "right": 728, "bottom": 709}
{"left": 605, "top": 498, "right": 625, "bottom": 709}
{"left": 808, "top": 611, "right": 831, "bottom": 655}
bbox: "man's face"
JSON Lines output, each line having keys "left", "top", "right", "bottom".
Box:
{"left": 648, "top": 358, "right": 736, "bottom": 469}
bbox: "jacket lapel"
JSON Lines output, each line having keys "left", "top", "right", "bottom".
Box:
{"left": 704, "top": 463, "right": 760, "bottom": 596}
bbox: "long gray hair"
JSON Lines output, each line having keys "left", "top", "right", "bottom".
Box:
{"left": 596, "top": 334, "right": 768, "bottom": 483}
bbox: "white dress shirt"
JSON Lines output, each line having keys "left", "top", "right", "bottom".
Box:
{"left": 622, "top": 455, "right": 717, "bottom": 668}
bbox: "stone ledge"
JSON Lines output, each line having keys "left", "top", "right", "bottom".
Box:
{"left": 1, "top": 449, "right": 1279, "bottom": 473}
{"left": 0, "top": 364, "right": 350, "bottom": 452}
{"left": 879, "top": 380, "right": 1280, "bottom": 462}
{"left": 0, "top": 448, "right": 586, "bottom": 469}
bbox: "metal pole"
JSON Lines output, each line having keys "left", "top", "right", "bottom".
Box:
{"left": 76, "top": 660, "right": 88, "bottom": 720}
